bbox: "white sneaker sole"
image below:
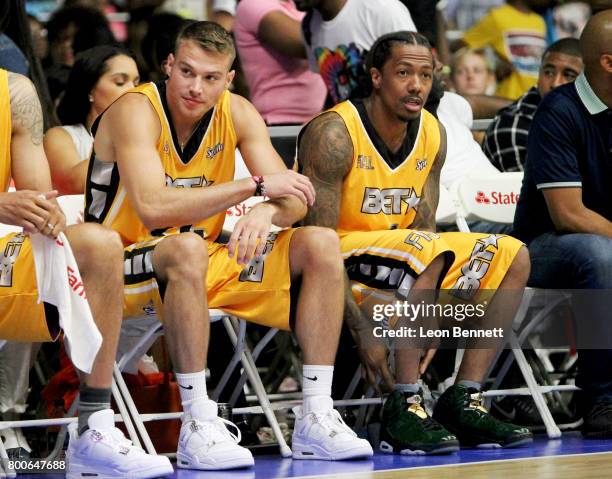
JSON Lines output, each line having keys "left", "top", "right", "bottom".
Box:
{"left": 176, "top": 451, "right": 254, "bottom": 470}
{"left": 66, "top": 461, "right": 173, "bottom": 479}
{"left": 292, "top": 437, "right": 373, "bottom": 461}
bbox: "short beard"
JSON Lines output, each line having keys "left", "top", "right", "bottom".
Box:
{"left": 424, "top": 76, "right": 445, "bottom": 118}
{"left": 396, "top": 111, "right": 418, "bottom": 123}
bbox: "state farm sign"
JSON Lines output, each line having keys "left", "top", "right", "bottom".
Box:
{"left": 475, "top": 190, "right": 520, "bottom": 205}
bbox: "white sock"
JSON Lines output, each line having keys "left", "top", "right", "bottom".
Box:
{"left": 175, "top": 369, "right": 208, "bottom": 406}
{"left": 302, "top": 364, "right": 333, "bottom": 402}
{"left": 395, "top": 383, "right": 420, "bottom": 395}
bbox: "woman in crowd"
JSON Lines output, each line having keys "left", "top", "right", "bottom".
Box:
{"left": 235, "top": 0, "right": 327, "bottom": 167}
{"left": 44, "top": 45, "right": 139, "bottom": 194}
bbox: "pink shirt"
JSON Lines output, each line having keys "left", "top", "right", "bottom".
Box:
{"left": 235, "top": 0, "right": 327, "bottom": 125}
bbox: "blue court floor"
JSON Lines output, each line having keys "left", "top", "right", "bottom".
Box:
{"left": 12, "top": 433, "right": 612, "bottom": 479}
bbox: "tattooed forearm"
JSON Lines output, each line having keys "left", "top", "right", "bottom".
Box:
{"left": 298, "top": 112, "right": 353, "bottom": 229}
{"left": 411, "top": 122, "right": 447, "bottom": 232}
{"left": 411, "top": 190, "right": 437, "bottom": 231}
{"left": 8, "top": 72, "right": 44, "bottom": 146}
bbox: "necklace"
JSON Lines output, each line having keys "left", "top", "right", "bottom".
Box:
{"left": 178, "top": 116, "right": 205, "bottom": 151}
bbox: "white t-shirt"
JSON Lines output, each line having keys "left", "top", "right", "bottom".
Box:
{"left": 61, "top": 124, "right": 93, "bottom": 161}
{"left": 437, "top": 92, "right": 500, "bottom": 189}
{"left": 303, "top": 0, "right": 416, "bottom": 104}
{"left": 212, "top": 0, "right": 237, "bottom": 15}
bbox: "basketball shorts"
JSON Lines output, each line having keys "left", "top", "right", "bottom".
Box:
{"left": 340, "top": 229, "right": 523, "bottom": 305}
{"left": 0, "top": 232, "right": 59, "bottom": 342}
{"left": 123, "top": 229, "right": 297, "bottom": 330}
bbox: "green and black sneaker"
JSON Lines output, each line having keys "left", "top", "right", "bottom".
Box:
{"left": 380, "top": 390, "right": 460, "bottom": 455}
{"left": 433, "top": 384, "right": 533, "bottom": 448}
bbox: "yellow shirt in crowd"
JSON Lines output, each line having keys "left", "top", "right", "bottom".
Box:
{"left": 463, "top": 4, "right": 546, "bottom": 99}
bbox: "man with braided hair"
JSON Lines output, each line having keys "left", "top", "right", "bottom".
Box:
{"left": 299, "top": 31, "right": 533, "bottom": 455}
{"left": 295, "top": 0, "right": 417, "bottom": 104}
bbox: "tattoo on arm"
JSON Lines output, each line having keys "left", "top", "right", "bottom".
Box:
{"left": 411, "top": 122, "right": 447, "bottom": 232}
{"left": 298, "top": 114, "right": 368, "bottom": 329}
{"left": 8, "top": 72, "right": 44, "bottom": 146}
{"left": 299, "top": 112, "right": 353, "bottom": 229}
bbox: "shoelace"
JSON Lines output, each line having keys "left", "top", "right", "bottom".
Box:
{"left": 466, "top": 392, "right": 509, "bottom": 429}
{"left": 312, "top": 409, "right": 357, "bottom": 438}
{"left": 405, "top": 395, "right": 444, "bottom": 431}
{"left": 84, "top": 427, "right": 145, "bottom": 456}
{"left": 110, "top": 428, "right": 146, "bottom": 453}
{"left": 468, "top": 392, "right": 489, "bottom": 414}
{"left": 192, "top": 417, "right": 242, "bottom": 447}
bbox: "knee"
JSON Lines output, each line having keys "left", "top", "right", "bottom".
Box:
{"left": 508, "top": 245, "right": 531, "bottom": 286}
{"left": 293, "top": 227, "right": 343, "bottom": 275}
{"left": 576, "top": 236, "right": 612, "bottom": 287}
{"left": 66, "top": 224, "right": 124, "bottom": 270}
{"left": 154, "top": 233, "right": 208, "bottom": 283}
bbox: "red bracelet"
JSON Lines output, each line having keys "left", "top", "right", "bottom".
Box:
{"left": 251, "top": 176, "right": 266, "bottom": 197}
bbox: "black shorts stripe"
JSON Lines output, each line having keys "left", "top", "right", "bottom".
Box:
{"left": 124, "top": 244, "right": 157, "bottom": 286}
{"left": 344, "top": 253, "right": 420, "bottom": 290}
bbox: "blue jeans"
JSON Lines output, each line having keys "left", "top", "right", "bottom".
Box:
{"left": 528, "top": 232, "right": 612, "bottom": 404}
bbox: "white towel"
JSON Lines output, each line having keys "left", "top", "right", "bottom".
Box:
{"left": 30, "top": 232, "right": 102, "bottom": 373}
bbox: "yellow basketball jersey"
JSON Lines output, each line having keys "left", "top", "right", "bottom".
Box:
{"left": 329, "top": 101, "right": 441, "bottom": 235}
{"left": 0, "top": 70, "right": 51, "bottom": 341}
{"left": 86, "top": 82, "right": 237, "bottom": 245}
{"left": 0, "top": 69, "right": 11, "bottom": 192}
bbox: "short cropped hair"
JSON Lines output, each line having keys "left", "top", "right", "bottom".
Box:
{"left": 542, "top": 37, "right": 582, "bottom": 60}
{"left": 366, "top": 31, "right": 432, "bottom": 72}
{"left": 175, "top": 21, "right": 236, "bottom": 64}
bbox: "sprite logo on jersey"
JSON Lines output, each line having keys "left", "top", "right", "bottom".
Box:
{"left": 207, "top": 142, "right": 224, "bottom": 159}
{"left": 361, "top": 187, "right": 421, "bottom": 215}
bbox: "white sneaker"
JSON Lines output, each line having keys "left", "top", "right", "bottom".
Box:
{"left": 177, "top": 398, "right": 254, "bottom": 470}
{"left": 292, "top": 396, "right": 374, "bottom": 460}
{"left": 66, "top": 409, "right": 173, "bottom": 479}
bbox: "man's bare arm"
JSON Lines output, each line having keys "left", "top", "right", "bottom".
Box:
{"left": 300, "top": 112, "right": 352, "bottom": 229}
{"left": 299, "top": 113, "right": 367, "bottom": 330}
{"left": 463, "top": 94, "right": 512, "bottom": 119}
{"left": 411, "top": 122, "right": 447, "bottom": 232}
{"left": 231, "top": 93, "right": 313, "bottom": 227}
{"left": 106, "top": 93, "right": 261, "bottom": 230}
{"left": 3, "top": 72, "right": 64, "bottom": 236}
{"left": 543, "top": 188, "right": 612, "bottom": 239}
{"left": 9, "top": 72, "right": 49, "bottom": 189}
